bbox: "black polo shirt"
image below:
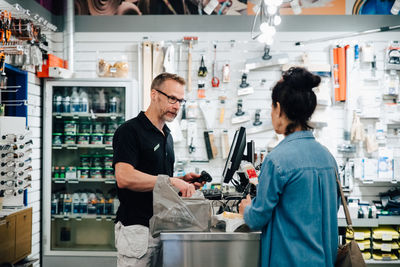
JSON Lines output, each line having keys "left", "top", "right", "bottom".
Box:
{"left": 112, "top": 111, "right": 174, "bottom": 227}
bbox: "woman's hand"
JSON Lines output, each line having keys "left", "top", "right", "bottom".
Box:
{"left": 182, "top": 172, "right": 204, "bottom": 189}
{"left": 239, "top": 195, "right": 252, "bottom": 215}
{"left": 170, "top": 177, "right": 196, "bottom": 197}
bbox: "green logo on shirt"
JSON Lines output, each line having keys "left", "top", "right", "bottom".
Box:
{"left": 154, "top": 143, "right": 160, "bottom": 151}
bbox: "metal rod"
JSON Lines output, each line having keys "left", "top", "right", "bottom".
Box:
{"left": 295, "top": 25, "right": 400, "bottom": 46}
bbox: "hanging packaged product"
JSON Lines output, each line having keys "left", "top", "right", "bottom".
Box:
{"left": 104, "top": 134, "right": 113, "bottom": 145}
{"left": 385, "top": 41, "right": 400, "bottom": 70}
{"left": 383, "top": 70, "right": 399, "bottom": 95}
{"left": 64, "top": 134, "right": 76, "bottom": 145}
{"left": 222, "top": 63, "right": 230, "bottom": 83}
{"left": 91, "top": 133, "right": 104, "bottom": 145}
{"left": 52, "top": 133, "right": 63, "bottom": 146}
{"left": 186, "top": 101, "right": 198, "bottom": 119}
{"left": 90, "top": 167, "right": 103, "bottom": 179}
{"left": 77, "top": 133, "right": 90, "bottom": 145}
{"left": 64, "top": 121, "right": 77, "bottom": 135}
{"left": 197, "top": 80, "right": 206, "bottom": 99}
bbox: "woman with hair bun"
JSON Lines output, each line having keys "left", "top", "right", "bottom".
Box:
{"left": 239, "top": 67, "right": 339, "bottom": 267}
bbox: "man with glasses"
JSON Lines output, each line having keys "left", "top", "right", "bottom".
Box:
{"left": 112, "top": 73, "right": 203, "bottom": 267}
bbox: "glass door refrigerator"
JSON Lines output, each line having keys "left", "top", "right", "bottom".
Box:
{"left": 42, "top": 79, "right": 139, "bottom": 266}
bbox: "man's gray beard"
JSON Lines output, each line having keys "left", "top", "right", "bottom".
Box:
{"left": 163, "top": 113, "right": 176, "bottom": 122}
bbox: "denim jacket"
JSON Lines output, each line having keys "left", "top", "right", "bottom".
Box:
{"left": 244, "top": 131, "right": 339, "bottom": 267}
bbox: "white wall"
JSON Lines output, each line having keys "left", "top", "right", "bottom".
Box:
{"left": 25, "top": 30, "right": 61, "bottom": 267}
{"left": 26, "top": 72, "right": 41, "bottom": 265}
{"left": 54, "top": 30, "right": 399, "bottom": 206}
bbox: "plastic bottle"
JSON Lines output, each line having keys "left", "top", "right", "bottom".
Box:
{"left": 108, "top": 95, "right": 119, "bottom": 113}
{"left": 71, "top": 87, "right": 80, "bottom": 113}
{"left": 53, "top": 92, "right": 63, "bottom": 113}
{"left": 72, "top": 193, "right": 81, "bottom": 214}
{"left": 98, "top": 89, "right": 106, "bottom": 113}
{"left": 58, "top": 194, "right": 64, "bottom": 214}
{"left": 79, "top": 89, "right": 89, "bottom": 113}
{"left": 62, "top": 95, "right": 71, "bottom": 113}
{"left": 80, "top": 193, "right": 88, "bottom": 214}
{"left": 51, "top": 194, "right": 58, "bottom": 215}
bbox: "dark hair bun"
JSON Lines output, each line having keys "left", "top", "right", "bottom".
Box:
{"left": 283, "top": 67, "right": 321, "bottom": 92}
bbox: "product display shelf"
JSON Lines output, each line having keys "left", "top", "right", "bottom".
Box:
{"left": 51, "top": 214, "right": 116, "bottom": 221}
{"left": 338, "top": 217, "right": 400, "bottom": 227}
{"left": 53, "top": 112, "right": 124, "bottom": 119}
{"left": 365, "top": 260, "right": 400, "bottom": 264}
{"left": 52, "top": 178, "right": 115, "bottom": 184}
{"left": 338, "top": 218, "right": 379, "bottom": 227}
{"left": 52, "top": 144, "right": 113, "bottom": 149}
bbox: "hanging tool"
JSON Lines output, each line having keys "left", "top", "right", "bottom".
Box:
{"left": 198, "top": 55, "right": 208, "bottom": 77}
{"left": 197, "top": 80, "right": 206, "bottom": 99}
{"left": 245, "top": 45, "right": 289, "bottom": 71}
{"left": 295, "top": 25, "right": 400, "bottom": 46}
{"left": 222, "top": 63, "right": 230, "bottom": 83}
{"left": 0, "top": 52, "right": 7, "bottom": 88}
{"left": 211, "top": 42, "right": 219, "bottom": 88}
{"left": 218, "top": 95, "right": 227, "bottom": 124}
{"left": 199, "top": 100, "right": 217, "bottom": 130}
{"left": 163, "top": 44, "right": 175, "bottom": 73}
{"left": 183, "top": 36, "right": 198, "bottom": 92}
{"left": 246, "top": 109, "right": 273, "bottom": 134}
{"left": 238, "top": 73, "right": 254, "bottom": 96}
{"left": 180, "top": 102, "right": 187, "bottom": 130}
{"left": 231, "top": 99, "right": 250, "bottom": 124}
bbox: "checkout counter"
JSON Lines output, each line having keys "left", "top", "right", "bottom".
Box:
{"left": 158, "top": 127, "right": 261, "bottom": 267}
{"left": 161, "top": 232, "right": 260, "bottom": 267}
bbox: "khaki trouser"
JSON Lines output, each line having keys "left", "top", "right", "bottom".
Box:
{"left": 115, "top": 222, "right": 162, "bottom": 267}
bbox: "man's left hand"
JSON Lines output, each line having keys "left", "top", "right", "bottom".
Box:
{"left": 182, "top": 172, "right": 204, "bottom": 189}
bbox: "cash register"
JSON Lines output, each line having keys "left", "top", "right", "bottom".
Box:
{"left": 202, "top": 127, "right": 257, "bottom": 200}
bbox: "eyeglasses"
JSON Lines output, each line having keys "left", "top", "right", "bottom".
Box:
{"left": 155, "top": 89, "right": 186, "bottom": 105}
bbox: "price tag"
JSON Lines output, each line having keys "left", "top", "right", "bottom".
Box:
{"left": 381, "top": 243, "right": 391, "bottom": 252}
{"left": 354, "top": 232, "right": 364, "bottom": 240}
{"left": 382, "top": 233, "right": 392, "bottom": 241}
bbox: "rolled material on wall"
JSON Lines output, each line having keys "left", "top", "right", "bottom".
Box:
{"left": 143, "top": 42, "right": 152, "bottom": 110}
{"left": 117, "top": 2, "right": 141, "bottom": 15}
{"left": 338, "top": 46, "right": 347, "bottom": 101}
{"left": 87, "top": 0, "right": 121, "bottom": 15}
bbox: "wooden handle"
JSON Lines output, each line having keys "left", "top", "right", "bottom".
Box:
{"left": 219, "top": 107, "right": 225, "bottom": 124}
{"left": 187, "top": 42, "right": 192, "bottom": 92}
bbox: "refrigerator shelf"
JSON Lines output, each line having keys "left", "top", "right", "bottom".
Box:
{"left": 51, "top": 214, "right": 116, "bottom": 221}
{"left": 52, "top": 144, "right": 113, "bottom": 150}
{"left": 52, "top": 178, "right": 115, "bottom": 184}
{"left": 53, "top": 112, "right": 124, "bottom": 120}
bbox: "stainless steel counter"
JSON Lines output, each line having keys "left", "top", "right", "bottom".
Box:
{"left": 160, "top": 232, "right": 261, "bottom": 267}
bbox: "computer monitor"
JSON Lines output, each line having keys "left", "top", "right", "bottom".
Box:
{"left": 222, "top": 127, "right": 254, "bottom": 184}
